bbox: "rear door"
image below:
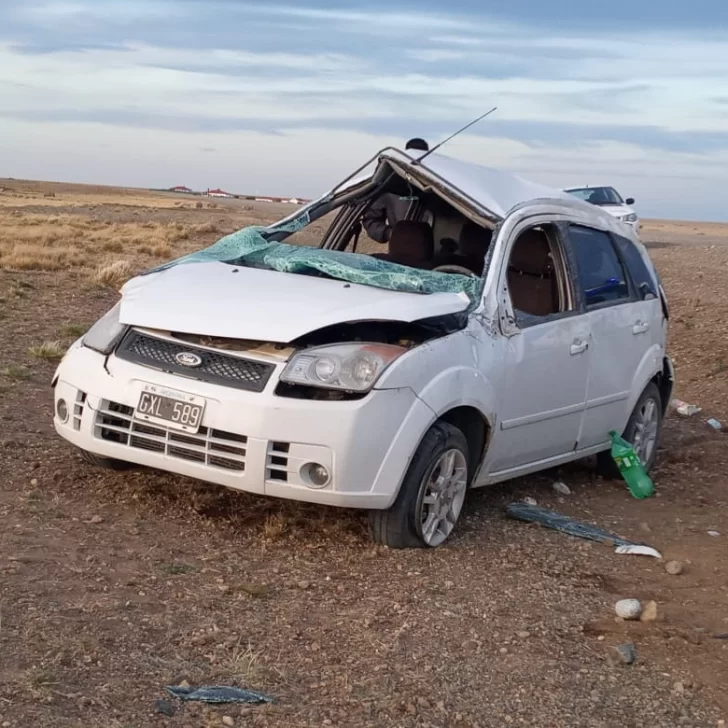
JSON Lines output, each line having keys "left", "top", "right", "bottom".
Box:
{"left": 566, "top": 225, "right": 656, "bottom": 451}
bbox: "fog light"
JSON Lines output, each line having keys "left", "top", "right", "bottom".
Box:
{"left": 56, "top": 398, "right": 69, "bottom": 423}
{"left": 302, "top": 462, "right": 330, "bottom": 488}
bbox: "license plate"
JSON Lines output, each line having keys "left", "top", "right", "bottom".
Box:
{"left": 134, "top": 384, "right": 205, "bottom": 433}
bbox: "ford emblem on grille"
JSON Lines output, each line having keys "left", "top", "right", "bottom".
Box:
{"left": 175, "top": 351, "right": 203, "bottom": 368}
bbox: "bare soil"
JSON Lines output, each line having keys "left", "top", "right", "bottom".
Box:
{"left": 1, "top": 181, "right": 727, "bottom": 728}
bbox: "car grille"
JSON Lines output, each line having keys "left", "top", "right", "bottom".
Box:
{"left": 94, "top": 400, "right": 247, "bottom": 472}
{"left": 266, "top": 442, "right": 290, "bottom": 483}
{"left": 73, "top": 391, "right": 87, "bottom": 431}
{"left": 115, "top": 331, "right": 275, "bottom": 392}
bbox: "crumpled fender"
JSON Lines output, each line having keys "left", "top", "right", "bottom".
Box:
{"left": 376, "top": 329, "right": 497, "bottom": 425}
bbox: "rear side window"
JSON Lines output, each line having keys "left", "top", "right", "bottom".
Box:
{"left": 568, "top": 225, "right": 630, "bottom": 307}
{"left": 612, "top": 234, "right": 658, "bottom": 300}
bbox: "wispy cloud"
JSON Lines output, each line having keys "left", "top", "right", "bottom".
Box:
{"left": 0, "top": 0, "right": 726, "bottom": 220}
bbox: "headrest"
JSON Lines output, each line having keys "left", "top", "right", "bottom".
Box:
{"left": 388, "top": 220, "right": 434, "bottom": 261}
{"left": 459, "top": 222, "right": 492, "bottom": 259}
{"left": 509, "top": 229, "right": 553, "bottom": 277}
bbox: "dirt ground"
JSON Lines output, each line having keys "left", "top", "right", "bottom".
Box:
{"left": 0, "top": 180, "right": 727, "bottom": 728}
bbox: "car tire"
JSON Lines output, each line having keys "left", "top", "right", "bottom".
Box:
{"left": 596, "top": 382, "right": 663, "bottom": 479}
{"left": 79, "top": 448, "right": 134, "bottom": 471}
{"left": 369, "top": 421, "right": 469, "bottom": 549}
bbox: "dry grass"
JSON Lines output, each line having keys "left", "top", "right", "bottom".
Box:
{"left": 0, "top": 182, "right": 201, "bottom": 210}
{"left": 29, "top": 340, "right": 66, "bottom": 361}
{"left": 263, "top": 513, "right": 290, "bottom": 542}
{"left": 219, "top": 642, "right": 266, "bottom": 685}
{"left": 60, "top": 323, "right": 88, "bottom": 338}
{"left": 22, "top": 667, "right": 59, "bottom": 698}
{"left": 0, "top": 212, "right": 194, "bottom": 273}
{"left": 195, "top": 221, "right": 220, "bottom": 234}
{"left": 90, "top": 260, "right": 136, "bottom": 289}
{"left": 1, "top": 364, "right": 32, "bottom": 380}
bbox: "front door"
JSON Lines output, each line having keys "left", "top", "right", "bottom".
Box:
{"left": 488, "top": 316, "right": 591, "bottom": 473}
{"left": 486, "top": 222, "right": 591, "bottom": 474}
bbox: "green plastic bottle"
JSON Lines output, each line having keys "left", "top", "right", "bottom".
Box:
{"left": 608, "top": 430, "right": 655, "bottom": 499}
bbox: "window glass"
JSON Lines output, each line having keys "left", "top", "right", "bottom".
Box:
{"left": 568, "top": 226, "right": 630, "bottom": 306}
{"left": 506, "top": 225, "right": 572, "bottom": 324}
{"left": 612, "top": 235, "right": 658, "bottom": 300}
{"left": 566, "top": 187, "right": 623, "bottom": 205}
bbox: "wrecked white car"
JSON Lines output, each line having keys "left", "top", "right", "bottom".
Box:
{"left": 52, "top": 147, "right": 673, "bottom": 548}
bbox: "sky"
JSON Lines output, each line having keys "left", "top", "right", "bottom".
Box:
{"left": 1, "top": 0, "right": 727, "bottom": 221}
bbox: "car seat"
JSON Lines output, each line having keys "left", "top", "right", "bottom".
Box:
{"left": 507, "top": 229, "right": 558, "bottom": 317}
{"left": 370, "top": 220, "right": 434, "bottom": 269}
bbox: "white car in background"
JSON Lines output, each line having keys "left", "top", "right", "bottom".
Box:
{"left": 564, "top": 185, "right": 640, "bottom": 235}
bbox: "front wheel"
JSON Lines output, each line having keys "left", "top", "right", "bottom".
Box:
{"left": 369, "top": 422, "right": 469, "bottom": 549}
{"left": 596, "top": 382, "right": 663, "bottom": 478}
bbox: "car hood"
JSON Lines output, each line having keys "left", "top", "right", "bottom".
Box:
{"left": 599, "top": 204, "right": 634, "bottom": 217}
{"left": 119, "top": 262, "right": 472, "bottom": 343}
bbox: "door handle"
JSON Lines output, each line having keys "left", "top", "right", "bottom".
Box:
{"left": 632, "top": 321, "right": 649, "bottom": 335}
{"left": 570, "top": 339, "right": 588, "bottom": 356}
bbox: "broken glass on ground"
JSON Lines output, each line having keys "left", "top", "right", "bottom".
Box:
{"left": 505, "top": 502, "right": 662, "bottom": 558}
{"left": 165, "top": 685, "right": 274, "bottom": 704}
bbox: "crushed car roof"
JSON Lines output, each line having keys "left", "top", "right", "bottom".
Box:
{"left": 385, "top": 149, "right": 583, "bottom": 219}
{"left": 332, "top": 147, "right": 598, "bottom": 223}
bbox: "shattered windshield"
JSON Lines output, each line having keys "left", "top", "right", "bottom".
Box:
{"left": 145, "top": 210, "right": 482, "bottom": 301}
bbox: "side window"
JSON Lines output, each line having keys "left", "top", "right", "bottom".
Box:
{"left": 612, "top": 234, "right": 658, "bottom": 300}
{"left": 506, "top": 224, "right": 574, "bottom": 325}
{"left": 568, "top": 225, "right": 630, "bottom": 307}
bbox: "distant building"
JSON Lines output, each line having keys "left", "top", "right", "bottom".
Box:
{"left": 170, "top": 185, "right": 193, "bottom": 194}
{"left": 206, "top": 188, "right": 236, "bottom": 198}
{"left": 252, "top": 195, "right": 307, "bottom": 204}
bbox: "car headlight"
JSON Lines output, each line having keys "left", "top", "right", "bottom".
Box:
{"left": 280, "top": 343, "right": 407, "bottom": 392}
{"left": 622, "top": 213, "right": 638, "bottom": 223}
{"left": 81, "top": 302, "right": 127, "bottom": 354}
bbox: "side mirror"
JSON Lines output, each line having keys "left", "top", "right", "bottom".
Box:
{"left": 625, "top": 197, "right": 635, "bottom": 205}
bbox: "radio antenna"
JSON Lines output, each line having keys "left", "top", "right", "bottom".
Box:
{"left": 412, "top": 106, "right": 498, "bottom": 164}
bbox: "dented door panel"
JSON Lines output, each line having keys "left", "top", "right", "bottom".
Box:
{"left": 485, "top": 314, "right": 591, "bottom": 474}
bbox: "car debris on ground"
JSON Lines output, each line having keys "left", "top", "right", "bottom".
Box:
{"left": 165, "top": 685, "right": 274, "bottom": 705}
{"left": 670, "top": 399, "right": 702, "bottom": 416}
{"left": 506, "top": 503, "right": 663, "bottom": 558}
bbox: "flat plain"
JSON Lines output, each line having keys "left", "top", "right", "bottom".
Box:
{"left": 1, "top": 178, "right": 727, "bottom": 727}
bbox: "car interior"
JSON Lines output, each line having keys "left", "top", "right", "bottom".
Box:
{"left": 353, "top": 186, "right": 495, "bottom": 277}
{"left": 319, "top": 175, "right": 571, "bottom": 316}
{"left": 506, "top": 224, "right": 572, "bottom": 320}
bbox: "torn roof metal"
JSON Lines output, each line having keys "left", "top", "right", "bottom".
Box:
{"left": 329, "top": 146, "right": 603, "bottom": 224}
{"left": 265, "top": 145, "right": 627, "bottom": 239}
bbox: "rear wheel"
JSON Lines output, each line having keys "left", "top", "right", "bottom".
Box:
{"left": 596, "top": 382, "right": 662, "bottom": 478}
{"left": 79, "top": 449, "right": 135, "bottom": 471}
{"left": 369, "top": 422, "right": 469, "bottom": 549}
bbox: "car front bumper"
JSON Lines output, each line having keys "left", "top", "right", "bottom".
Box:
{"left": 52, "top": 346, "right": 435, "bottom": 509}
